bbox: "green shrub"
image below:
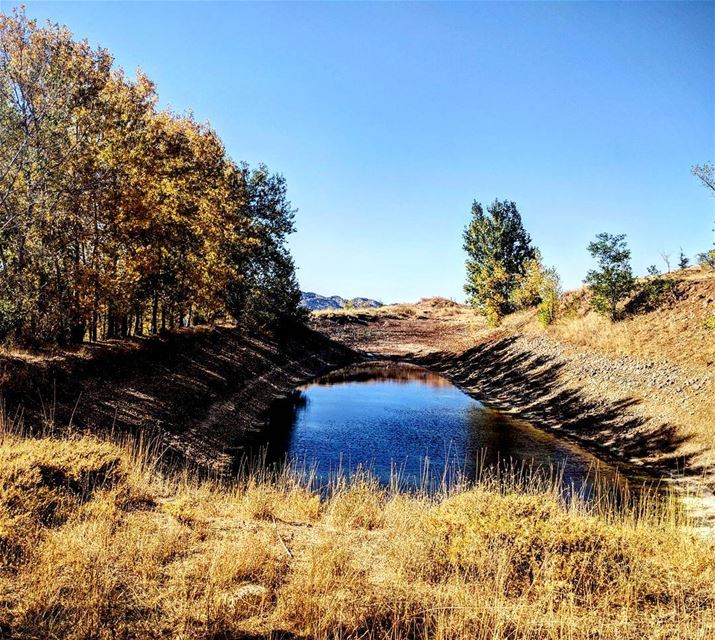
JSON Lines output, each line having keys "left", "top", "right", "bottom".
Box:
{"left": 0, "top": 299, "right": 19, "bottom": 343}
{"left": 537, "top": 268, "right": 561, "bottom": 327}
{"left": 698, "top": 249, "right": 715, "bottom": 270}
{"left": 705, "top": 316, "right": 715, "bottom": 332}
{"left": 627, "top": 274, "right": 678, "bottom": 315}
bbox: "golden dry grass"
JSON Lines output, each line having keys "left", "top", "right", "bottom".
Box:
{"left": 0, "top": 420, "right": 713, "bottom": 640}
{"left": 542, "top": 270, "right": 715, "bottom": 369}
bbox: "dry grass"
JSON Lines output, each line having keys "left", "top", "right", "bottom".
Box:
{"left": 0, "top": 417, "right": 713, "bottom": 640}
{"left": 543, "top": 270, "right": 715, "bottom": 369}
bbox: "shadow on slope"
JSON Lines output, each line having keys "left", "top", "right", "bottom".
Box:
{"left": 1, "top": 324, "right": 359, "bottom": 473}
{"left": 413, "top": 336, "right": 699, "bottom": 477}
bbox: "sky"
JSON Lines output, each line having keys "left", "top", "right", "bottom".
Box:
{"left": 4, "top": 1, "right": 715, "bottom": 303}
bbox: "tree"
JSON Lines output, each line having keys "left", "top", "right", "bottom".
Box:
{"left": 693, "top": 163, "right": 715, "bottom": 249}
{"left": 0, "top": 7, "right": 304, "bottom": 346}
{"left": 693, "top": 163, "right": 715, "bottom": 194}
{"left": 584, "top": 233, "right": 635, "bottom": 321}
{"left": 463, "top": 199, "right": 535, "bottom": 325}
{"left": 698, "top": 249, "right": 715, "bottom": 270}
{"left": 537, "top": 267, "right": 561, "bottom": 327}
{"left": 678, "top": 248, "right": 689, "bottom": 270}
{"left": 510, "top": 251, "right": 545, "bottom": 310}
{"left": 222, "top": 164, "right": 303, "bottom": 328}
{"left": 509, "top": 250, "right": 561, "bottom": 326}
{"left": 659, "top": 251, "right": 671, "bottom": 273}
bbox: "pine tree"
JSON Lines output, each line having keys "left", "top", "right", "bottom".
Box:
{"left": 678, "top": 249, "right": 690, "bottom": 270}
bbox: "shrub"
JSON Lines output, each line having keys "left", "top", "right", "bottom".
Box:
{"left": 697, "top": 249, "right": 715, "bottom": 270}
{"left": 510, "top": 254, "right": 544, "bottom": 310}
{"left": 705, "top": 316, "right": 715, "bottom": 332}
{"left": 538, "top": 283, "right": 560, "bottom": 327}
{"left": 508, "top": 253, "right": 561, "bottom": 327}
{"left": 626, "top": 272, "right": 678, "bottom": 315}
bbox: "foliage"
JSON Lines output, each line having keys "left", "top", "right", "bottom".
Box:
{"left": 692, "top": 163, "right": 715, "bottom": 194}
{"left": 626, "top": 270, "right": 678, "bottom": 315}
{"left": 508, "top": 250, "right": 561, "bottom": 327}
{"left": 0, "top": 9, "right": 302, "bottom": 345}
{"left": 697, "top": 249, "right": 715, "bottom": 270}
{"left": 0, "top": 299, "right": 18, "bottom": 342}
{"left": 537, "top": 267, "right": 561, "bottom": 327}
{"left": 509, "top": 252, "right": 544, "bottom": 310}
{"left": 705, "top": 316, "right": 715, "bottom": 332}
{"left": 584, "top": 233, "right": 635, "bottom": 321}
{"left": 678, "top": 249, "right": 689, "bottom": 270}
{"left": 463, "top": 199, "right": 536, "bottom": 325}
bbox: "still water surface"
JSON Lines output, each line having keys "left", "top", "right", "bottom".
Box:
{"left": 263, "top": 363, "right": 650, "bottom": 496}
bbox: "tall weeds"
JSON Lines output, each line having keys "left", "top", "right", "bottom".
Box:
{"left": 0, "top": 420, "right": 712, "bottom": 639}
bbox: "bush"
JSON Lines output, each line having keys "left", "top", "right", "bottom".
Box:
{"left": 510, "top": 254, "right": 544, "bottom": 310}
{"left": 697, "top": 249, "right": 715, "bottom": 270}
{"left": 509, "top": 253, "right": 561, "bottom": 327}
{"left": 626, "top": 273, "right": 678, "bottom": 315}
{"left": 538, "top": 284, "right": 560, "bottom": 327}
{"left": 705, "top": 316, "right": 715, "bottom": 332}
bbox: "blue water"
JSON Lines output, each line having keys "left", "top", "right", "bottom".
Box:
{"left": 262, "top": 363, "right": 635, "bottom": 494}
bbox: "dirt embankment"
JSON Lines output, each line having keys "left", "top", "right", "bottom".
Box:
{"left": 0, "top": 325, "right": 358, "bottom": 472}
{"left": 311, "top": 279, "right": 715, "bottom": 485}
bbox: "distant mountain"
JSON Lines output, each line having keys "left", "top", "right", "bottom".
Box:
{"left": 300, "top": 292, "right": 382, "bottom": 311}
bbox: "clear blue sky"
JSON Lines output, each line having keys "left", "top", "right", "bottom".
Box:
{"left": 6, "top": 1, "right": 715, "bottom": 302}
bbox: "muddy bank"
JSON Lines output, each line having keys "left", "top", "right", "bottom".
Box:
{"left": 1, "top": 325, "right": 358, "bottom": 471}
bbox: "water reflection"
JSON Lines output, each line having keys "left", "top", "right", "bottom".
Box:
{"left": 259, "top": 362, "right": 657, "bottom": 502}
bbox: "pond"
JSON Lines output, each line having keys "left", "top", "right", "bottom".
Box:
{"left": 259, "top": 362, "right": 655, "bottom": 499}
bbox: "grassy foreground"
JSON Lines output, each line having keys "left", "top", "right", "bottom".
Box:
{"left": 0, "top": 427, "right": 714, "bottom": 639}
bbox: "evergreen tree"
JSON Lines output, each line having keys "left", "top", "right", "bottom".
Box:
{"left": 678, "top": 249, "right": 689, "bottom": 270}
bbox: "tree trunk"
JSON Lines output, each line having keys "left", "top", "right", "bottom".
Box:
{"left": 134, "top": 306, "right": 143, "bottom": 336}
{"left": 152, "top": 290, "right": 159, "bottom": 334}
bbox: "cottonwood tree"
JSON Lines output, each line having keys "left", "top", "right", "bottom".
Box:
{"left": 584, "top": 233, "right": 635, "bottom": 321}
{"left": 463, "top": 199, "right": 535, "bottom": 325}
{"left": 0, "top": 8, "right": 303, "bottom": 345}
{"left": 222, "top": 164, "right": 304, "bottom": 329}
